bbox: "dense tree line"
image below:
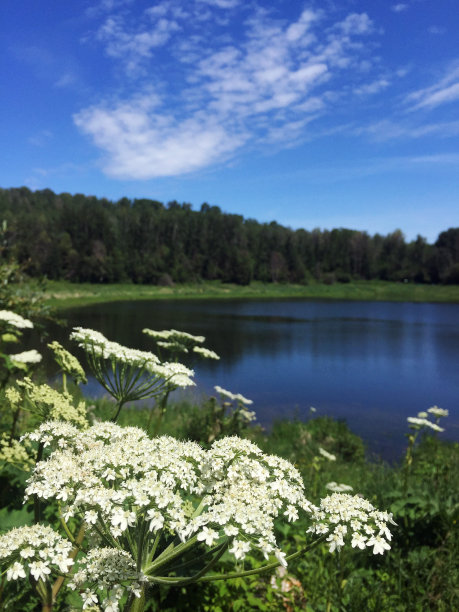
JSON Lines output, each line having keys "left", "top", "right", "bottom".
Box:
{"left": 1, "top": 187, "right": 458, "bottom": 285}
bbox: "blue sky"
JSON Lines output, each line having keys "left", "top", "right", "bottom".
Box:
{"left": 1, "top": 0, "right": 458, "bottom": 242}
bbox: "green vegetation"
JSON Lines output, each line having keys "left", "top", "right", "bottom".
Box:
{"left": 0, "top": 273, "right": 457, "bottom": 611}
{"left": 1, "top": 186, "right": 459, "bottom": 288}
{"left": 45, "top": 279, "right": 459, "bottom": 308}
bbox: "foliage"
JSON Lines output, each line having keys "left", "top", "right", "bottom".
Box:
{"left": 1, "top": 187, "right": 459, "bottom": 286}
{"left": 0, "top": 308, "right": 457, "bottom": 610}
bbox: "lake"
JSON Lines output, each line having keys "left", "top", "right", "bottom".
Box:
{"left": 33, "top": 299, "right": 459, "bottom": 461}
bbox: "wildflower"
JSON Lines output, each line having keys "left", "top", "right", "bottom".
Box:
{"left": 16, "top": 378, "right": 88, "bottom": 427}
{"left": 319, "top": 447, "right": 336, "bottom": 461}
{"left": 366, "top": 535, "right": 391, "bottom": 555}
{"left": 326, "top": 482, "right": 353, "bottom": 493}
{"left": 10, "top": 349, "right": 42, "bottom": 364}
{"left": 0, "top": 310, "right": 33, "bottom": 329}
{"left": 229, "top": 539, "right": 251, "bottom": 560}
{"left": 193, "top": 346, "right": 220, "bottom": 360}
{"left": 407, "top": 416, "right": 444, "bottom": 432}
{"left": 6, "top": 562, "right": 26, "bottom": 580}
{"left": 197, "top": 527, "right": 219, "bottom": 547}
{"left": 48, "top": 340, "right": 87, "bottom": 384}
{"left": 308, "top": 493, "right": 395, "bottom": 555}
{"left": 0, "top": 524, "right": 73, "bottom": 582}
{"left": 427, "top": 405, "right": 449, "bottom": 418}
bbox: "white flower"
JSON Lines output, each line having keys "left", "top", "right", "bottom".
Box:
{"left": 229, "top": 539, "right": 251, "bottom": 560}
{"left": 193, "top": 346, "right": 220, "bottom": 360}
{"left": 82, "top": 589, "right": 98, "bottom": 609}
{"left": 0, "top": 310, "right": 33, "bottom": 329}
{"left": 6, "top": 562, "right": 26, "bottom": 580}
{"left": 111, "top": 509, "right": 136, "bottom": 532}
{"left": 351, "top": 532, "right": 367, "bottom": 549}
{"left": 366, "top": 535, "right": 391, "bottom": 555}
{"left": 197, "top": 527, "right": 219, "bottom": 547}
{"left": 275, "top": 549, "right": 288, "bottom": 567}
{"left": 29, "top": 560, "right": 51, "bottom": 581}
{"left": 10, "top": 350, "right": 42, "bottom": 364}
{"left": 326, "top": 482, "right": 353, "bottom": 493}
{"left": 319, "top": 448, "right": 336, "bottom": 461}
{"left": 427, "top": 406, "right": 449, "bottom": 418}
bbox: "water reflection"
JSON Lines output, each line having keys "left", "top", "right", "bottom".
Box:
{"left": 27, "top": 299, "right": 459, "bottom": 460}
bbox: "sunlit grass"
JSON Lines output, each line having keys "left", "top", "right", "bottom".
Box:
{"left": 44, "top": 279, "right": 459, "bottom": 308}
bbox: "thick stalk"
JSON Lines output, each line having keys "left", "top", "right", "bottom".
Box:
{"left": 51, "top": 524, "right": 86, "bottom": 604}
{"left": 33, "top": 442, "right": 44, "bottom": 523}
{"left": 151, "top": 390, "right": 170, "bottom": 437}
{"left": 9, "top": 405, "right": 21, "bottom": 442}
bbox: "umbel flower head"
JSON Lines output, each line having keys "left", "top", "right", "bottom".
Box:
{"left": 48, "top": 340, "right": 87, "bottom": 384}
{"left": 0, "top": 310, "right": 33, "bottom": 329}
{"left": 144, "top": 327, "right": 220, "bottom": 360}
{"left": 9, "top": 349, "right": 42, "bottom": 366}
{"left": 0, "top": 524, "right": 74, "bottom": 582}
{"left": 70, "top": 327, "right": 194, "bottom": 416}
{"left": 0, "top": 422, "right": 395, "bottom": 609}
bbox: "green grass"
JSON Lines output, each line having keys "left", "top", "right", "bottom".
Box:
{"left": 43, "top": 279, "right": 459, "bottom": 308}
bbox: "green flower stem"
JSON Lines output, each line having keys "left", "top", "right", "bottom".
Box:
{"left": 51, "top": 524, "right": 86, "bottom": 606}
{"left": 9, "top": 404, "right": 21, "bottom": 441}
{"left": 167, "top": 540, "right": 229, "bottom": 586}
{"left": 145, "top": 530, "right": 162, "bottom": 566}
{"left": 152, "top": 534, "right": 328, "bottom": 585}
{"left": 145, "top": 534, "right": 199, "bottom": 574}
{"left": 33, "top": 442, "right": 44, "bottom": 524}
{"left": 150, "top": 389, "right": 170, "bottom": 436}
{"left": 136, "top": 517, "right": 148, "bottom": 572}
{"left": 58, "top": 506, "right": 78, "bottom": 545}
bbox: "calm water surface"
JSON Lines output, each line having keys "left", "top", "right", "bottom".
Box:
{"left": 36, "top": 299, "right": 459, "bottom": 461}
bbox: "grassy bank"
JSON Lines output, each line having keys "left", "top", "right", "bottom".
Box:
{"left": 44, "top": 279, "right": 459, "bottom": 308}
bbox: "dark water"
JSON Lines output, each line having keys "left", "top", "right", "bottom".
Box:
{"left": 32, "top": 299, "right": 459, "bottom": 461}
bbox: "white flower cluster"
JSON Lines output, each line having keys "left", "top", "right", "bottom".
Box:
{"left": 427, "top": 405, "right": 449, "bottom": 418}
{"left": 24, "top": 423, "right": 310, "bottom": 568}
{"left": 214, "top": 386, "right": 256, "bottom": 422}
{"left": 193, "top": 346, "right": 220, "bottom": 360}
{"left": 319, "top": 447, "right": 336, "bottom": 461}
{"left": 308, "top": 493, "right": 396, "bottom": 554}
{"left": 0, "top": 310, "right": 33, "bottom": 329}
{"left": 9, "top": 349, "right": 42, "bottom": 364}
{"left": 71, "top": 327, "right": 195, "bottom": 389}
{"left": 71, "top": 327, "right": 160, "bottom": 372}
{"left": 214, "top": 385, "right": 253, "bottom": 406}
{"left": 0, "top": 524, "right": 73, "bottom": 582}
{"left": 157, "top": 340, "right": 189, "bottom": 353}
{"left": 407, "top": 416, "right": 444, "bottom": 432}
{"left": 143, "top": 328, "right": 205, "bottom": 345}
{"left": 325, "top": 482, "right": 353, "bottom": 493}
{"left": 69, "top": 548, "right": 143, "bottom": 611}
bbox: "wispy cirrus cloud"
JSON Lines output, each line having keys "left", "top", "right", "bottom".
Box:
{"left": 391, "top": 4, "right": 409, "bottom": 13}
{"left": 75, "top": 2, "right": 385, "bottom": 179}
{"left": 405, "top": 60, "right": 459, "bottom": 110}
{"left": 350, "top": 118, "right": 459, "bottom": 142}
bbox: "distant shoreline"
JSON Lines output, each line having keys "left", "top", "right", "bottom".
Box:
{"left": 44, "top": 279, "right": 459, "bottom": 309}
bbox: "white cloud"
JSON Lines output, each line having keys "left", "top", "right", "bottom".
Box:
{"left": 75, "top": 4, "right": 386, "bottom": 179}
{"left": 405, "top": 61, "right": 459, "bottom": 110}
{"left": 197, "top": 0, "right": 240, "bottom": 8}
{"left": 354, "top": 78, "right": 389, "bottom": 96}
{"left": 351, "top": 119, "right": 459, "bottom": 142}
{"left": 74, "top": 98, "right": 246, "bottom": 178}
{"left": 391, "top": 4, "right": 409, "bottom": 13}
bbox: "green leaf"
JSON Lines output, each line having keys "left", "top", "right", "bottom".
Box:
{"left": 0, "top": 505, "right": 34, "bottom": 532}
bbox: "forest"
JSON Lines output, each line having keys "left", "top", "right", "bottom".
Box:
{"left": 1, "top": 186, "right": 458, "bottom": 285}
